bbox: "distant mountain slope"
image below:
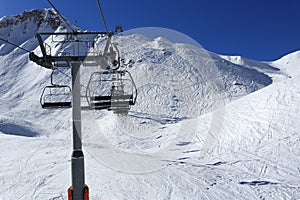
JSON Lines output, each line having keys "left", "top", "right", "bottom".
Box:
{"left": 0, "top": 9, "right": 68, "bottom": 55}
{"left": 0, "top": 8, "right": 284, "bottom": 137}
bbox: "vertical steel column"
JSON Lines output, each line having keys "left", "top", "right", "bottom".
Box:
{"left": 71, "top": 62, "right": 85, "bottom": 200}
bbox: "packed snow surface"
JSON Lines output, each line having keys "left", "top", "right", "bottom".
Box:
{"left": 0, "top": 9, "right": 299, "bottom": 199}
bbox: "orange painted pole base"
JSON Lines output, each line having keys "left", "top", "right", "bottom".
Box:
{"left": 68, "top": 184, "right": 89, "bottom": 200}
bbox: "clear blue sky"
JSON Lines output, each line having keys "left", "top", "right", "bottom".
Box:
{"left": 1, "top": 0, "right": 299, "bottom": 61}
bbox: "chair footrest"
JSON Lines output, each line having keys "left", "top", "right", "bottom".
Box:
{"left": 42, "top": 102, "right": 72, "bottom": 109}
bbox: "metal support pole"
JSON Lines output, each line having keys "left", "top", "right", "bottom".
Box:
{"left": 71, "top": 62, "right": 85, "bottom": 200}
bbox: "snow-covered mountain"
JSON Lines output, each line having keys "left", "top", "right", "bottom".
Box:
{"left": 0, "top": 9, "right": 299, "bottom": 200}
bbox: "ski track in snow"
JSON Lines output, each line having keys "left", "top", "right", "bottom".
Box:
{"left": 0, "top": 9, "right": 300, "bottom": 200}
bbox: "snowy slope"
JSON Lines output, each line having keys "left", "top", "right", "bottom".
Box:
{"left": 270, "top": 50, "right": 300, "bottom": 77}
{"left": 0, "top": 9, "right": 299, "bottom": 200}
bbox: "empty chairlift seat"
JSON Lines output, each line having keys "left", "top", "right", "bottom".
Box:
{"left": 40, "top": 85, "right": 72, "bottom": 109}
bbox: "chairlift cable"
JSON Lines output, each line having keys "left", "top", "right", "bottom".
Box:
{"left": 47, "top": 0, "right": 76, "bottom": 32}
{"left": 55, "top": 68, "right": 71, "bottom": 79}
{"left": 0, "top": 36, "right": 31, "bottom": 53}
{"left": 95, "top": 0, "right": 109, "bottom": 33}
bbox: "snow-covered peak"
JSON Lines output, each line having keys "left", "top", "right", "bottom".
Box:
{"left": 220, "top": 55, "right": 244, "bottom": 65}
{"left": 0, "top": 9, "right": 78, "bottom": 55}
{"left": 220, "top": 54, "right": 279, "bottom": 72}
{"left": 0, "top": 8, "right": 62, "bottom": 31}
{"left": 271, "top": 50, "right": 300, "bottom": 77}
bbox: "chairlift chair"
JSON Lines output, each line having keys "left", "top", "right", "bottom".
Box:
{"left": 86, "top": 70, "right": 137, "bottom": 114}
{"left": 40, "top": 70, "right": 72, "bottom": 109}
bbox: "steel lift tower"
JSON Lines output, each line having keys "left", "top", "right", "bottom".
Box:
{"left": 30, "top": 31, "right": 136, "bottom": 200}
